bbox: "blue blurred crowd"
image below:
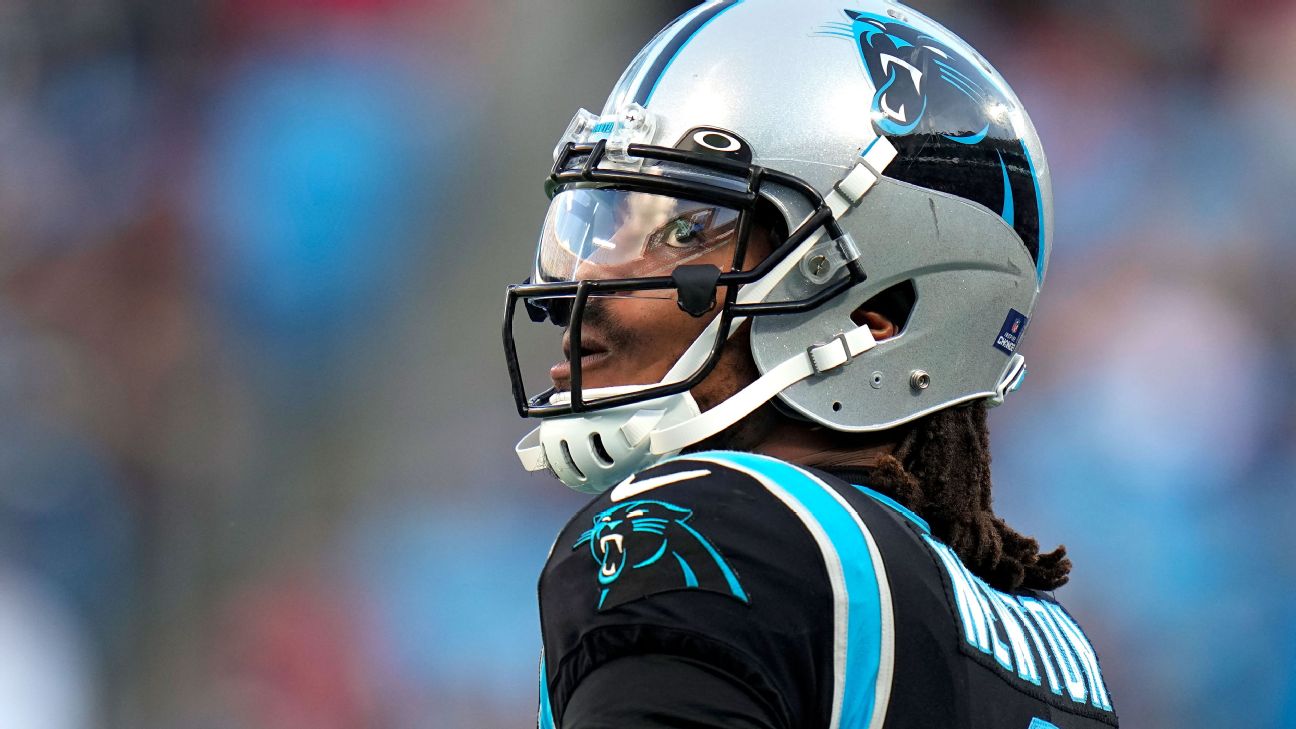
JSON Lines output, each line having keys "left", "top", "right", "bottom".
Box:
{"left": 0, "top": 0, "right": 1291, "bottom": 727}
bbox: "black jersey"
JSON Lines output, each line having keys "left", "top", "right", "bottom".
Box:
{"left": 537, "top": 451, "right": 1118, "bottom": 729}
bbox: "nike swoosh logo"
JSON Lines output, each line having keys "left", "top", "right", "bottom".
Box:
{"left": 610, "top": 469, "right": 711, "bottom": 502}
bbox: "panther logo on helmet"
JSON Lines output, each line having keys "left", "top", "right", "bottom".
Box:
{"left": 820, "top": 9, "right": 1045, "bottom": 277}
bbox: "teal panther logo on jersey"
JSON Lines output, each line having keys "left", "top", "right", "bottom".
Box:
{"left": 573, "top": 500, "right": 748, "bottom": 611}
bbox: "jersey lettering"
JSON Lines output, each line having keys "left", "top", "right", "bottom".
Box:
{"left": 1047, "top": 602, "right": 1114, "bottom": 711}
{"left": 925, "top": 536, "right": 1113, "bottom": 713}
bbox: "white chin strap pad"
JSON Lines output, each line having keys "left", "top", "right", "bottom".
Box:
{"left": 516, "top": 389, "right": 701, "bottom": 494}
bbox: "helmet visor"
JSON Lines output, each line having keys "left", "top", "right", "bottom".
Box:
{"left": 535, "top": 188, "right": 742, "bottom": 284}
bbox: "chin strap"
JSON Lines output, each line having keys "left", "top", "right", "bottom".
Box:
{"left": 650, "top": 323, "right": 877, "bottom": 454}
{"left": 827, "top": 135, "right": 898, "bottom": 217}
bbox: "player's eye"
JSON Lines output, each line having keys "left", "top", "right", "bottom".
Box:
{"left": 665, "top": 218, "right": 703, "bottom": 247}
{"left": 646, "top": 208, "right": 716, "bottom": 251}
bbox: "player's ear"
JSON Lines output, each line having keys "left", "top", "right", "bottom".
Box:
{"left": 850, "top": 281, "right": 915, "bottom": 342}
{"left": 852, "top": 310, "right": 898, "bottom": 341}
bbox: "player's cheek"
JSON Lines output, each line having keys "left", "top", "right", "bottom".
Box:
{"left": 617, "top": 298, "right": 691, "bottom": 377}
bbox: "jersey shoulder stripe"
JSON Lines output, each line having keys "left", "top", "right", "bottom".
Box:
{"left": 538, "top": 653, "right": 556, "bottom": 729}
{"left": 674, "top": 451, "right": 895, "bottom": 729}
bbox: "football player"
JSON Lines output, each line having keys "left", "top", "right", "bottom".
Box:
{"left": 502, "top": 1, "right": 1119, "bottom": 727}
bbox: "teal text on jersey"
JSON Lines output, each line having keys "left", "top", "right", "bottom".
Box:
{"left": 925, "top": 536, "right": 1114, "bottom": 713}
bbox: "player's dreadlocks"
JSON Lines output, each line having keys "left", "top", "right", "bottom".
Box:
{"left": 866, "top": 400, "right": 1071, "bottom": 593}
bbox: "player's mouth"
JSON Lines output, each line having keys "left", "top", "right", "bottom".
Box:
{"left": 550, "top": 332, "right": 612, "bottom": 387}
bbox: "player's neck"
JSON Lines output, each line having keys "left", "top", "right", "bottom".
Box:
{"left": 753, "top": 420, "right": 898, "bottom": 469}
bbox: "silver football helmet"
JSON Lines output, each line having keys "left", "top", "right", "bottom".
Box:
{"left": 504, "top": 0, "right": 1052, "bottom": 493}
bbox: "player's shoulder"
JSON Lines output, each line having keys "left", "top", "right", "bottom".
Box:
{"left": 538, "top": 450, "right": 895, "bottom": 729}
{"left": 540, "top": 449, "right": 922, "bottom": 631}
{"left": 543, "top": 450, "right": 838, "bottom": 614}
{"left": 566, "top": 448, "right": 929, "bottom": 560}
{"left": 606, "top": 448, "right": 906, "bottom": 518}
{"left": 640, "top": 450, "right": 936, "bottom": 561}
{"left": 563, "top": 449, "right": 858, "bottom": 531}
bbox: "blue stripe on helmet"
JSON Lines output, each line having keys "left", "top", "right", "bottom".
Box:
{"left": 1021, "top": 142, "right": 1046, "bottom": 282}
{"left": 640, "top": 1, "right": 745, "bottom": 106}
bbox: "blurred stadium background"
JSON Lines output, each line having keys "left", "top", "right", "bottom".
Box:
{"left": 0, "top": 0, "right": 1293, "bottom": 727}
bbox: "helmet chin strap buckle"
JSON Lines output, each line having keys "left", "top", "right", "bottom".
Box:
{"left": 827, "top": 135, "right": 899, "bottom": 217}
{"left": 807, "top": 333, "right": 853, "bottom": 374}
